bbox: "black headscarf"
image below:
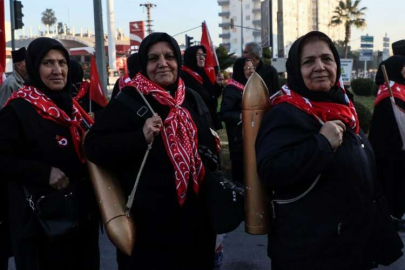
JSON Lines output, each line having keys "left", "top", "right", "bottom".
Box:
{"left": 69, "top": 59, "right": 83, "bottom": 97}
{"left": 184, "top": 45, "right": 206, "bottom": 73}
{"left": 138, "top": 32, "right": 181, "bottom": 91}
{"left": 375, "top": 56, "right": 405, "bottom": 85}
{"left": 286, "top": 31, "right": 345, "bottom": 104}
{"left": 127, "top": 52, "right": 140, "bottom": 79}
{"left": 232, "top": 58, "right": 248, "bottom": 85}
{"left": 26, "top": 37, "right": 73, "bottom": 115}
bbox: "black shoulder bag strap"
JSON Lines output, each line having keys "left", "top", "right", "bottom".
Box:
{"left": 115, "top": 91, "right": 154, "bottom": 120}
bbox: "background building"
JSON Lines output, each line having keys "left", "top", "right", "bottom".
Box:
{"left": 218, "top": 0, "right": 345, "bottom": 57}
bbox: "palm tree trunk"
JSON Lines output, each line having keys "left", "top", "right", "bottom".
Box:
{"left": 344, "top": 23, "right": 350, "bottom": 58}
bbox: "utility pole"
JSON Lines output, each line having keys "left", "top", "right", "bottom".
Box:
{"left": 277, "top": 0, "right": 284, "bottom": 58}
{"left": 240, "top": 0, "right": 244, "bottom": 55}
{"left": 140, "top": 3, "right": 156, "bottom": 35}
{"left": 106, "top": 0, "right": 117, "bottom": 71}
{"left": 93, "top": 0, "right": 108, "bottom": 94}
{"left": 9, "top": 0, "right": 15, "bottom": 51}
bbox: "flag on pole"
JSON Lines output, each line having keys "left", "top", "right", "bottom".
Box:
{"left": 200, "top": 21, "right": 219, "bottom": 84}
{"left": 90, "top": 55, "right": 108, "bottom": 107}
{"left": 0, "top": 0, "right": 6, "bottom": 85}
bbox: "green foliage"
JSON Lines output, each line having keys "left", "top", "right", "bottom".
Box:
{"left": 330, "top": 0, "right": 367, "bottom": 58}
{"left": 216, "top": 45, "right": 236, "bottom": 70}
{"left": 278, "top": 77, "right": 287, "bottom": 87}
{"left": 262, "top": 47, "right": 272, "bottom": 66}
{"left": 41, "top": 9, "right": 57, "bottom": 27}
{"left": 351, "top": 78, "right": 375, "bottom": 96}
{"left": 353, "top": 100, "right": 372, "bottom": 133}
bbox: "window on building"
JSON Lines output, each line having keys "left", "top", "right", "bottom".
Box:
{"left": 233, "top": 38, "right": 238, "bottom": 44}
{"left": 246, "top": 15, "right": 250, "bottom": 20}
{"left": 245, "top": 4, "right": 250, "bottom": 9}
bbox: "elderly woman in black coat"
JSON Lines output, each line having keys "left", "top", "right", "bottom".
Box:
{"left": 0, "top": 37, "right": 99, "bottom": 270}
{"left": 369, "top": 55, "right": 405, "bottom": 229}
{"left": 256, "top": 31, "right": 403, "bottom": 270}
{"left": 181, "top": 45, "right": 223, "bottom": 130}
{"left": 84, "top": 33, "right": 218, "bottom": 270}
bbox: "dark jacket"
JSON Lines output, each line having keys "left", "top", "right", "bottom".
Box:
{"left": 255, "top": 60, "right": 280, "bottom": 95}
{"left": 84, "top": 86, "right": 217, "bottom": 270}
{"left": 369, "top": 97, "right": 405, "bottom": 219}
{"left": 0, "top": 99, "right": 99, "bottom": 270}
{"left": 256, "top": 103, "right": 402, "bottom": 270}
{"left": 220, "top": 84, "right": 243, "bottom": 156}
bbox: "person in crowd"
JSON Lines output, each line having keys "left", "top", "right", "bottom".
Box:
{"left": 369, "top": 55, "right": 405, "bottom": 230}
{"left": 242, "top": 42, "right": 279, "bottom": 94}
{"left": 220, "top": 58, "right": 254, "bottom": 184}
{"left": 111, "top": 52, "right": 141, "bottom": 99}
{"left": 84, "top": 32, "right": 218, "bottom": 270}
{"left": 69, "top": 59, "right": 103, "bottom": 116}
{"left": 0, "top": 47, "right": 27, "bottom": 107}
{"left": 392, "top": 40, "right": 405, "bottom": 56}
{"left": 256, "top": 31, "right": 403, "bottom": 270}
{"left": 0, "top": 37, "right": 100, "bottom": 270}
{"left": 181, "top": 45, "right": 223, "bottom": 130}
{"left": 216, "top": 70, "right": 225, "bottom": 88}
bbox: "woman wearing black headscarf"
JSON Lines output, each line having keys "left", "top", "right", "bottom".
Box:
{"left": 0, "top": 37, "right": 99, "bottom": 270}
{"left": 181, "top": 45, "right": 222, "bottom": 130}
{"left": 369, "top": 55, "right": 405, "bottom": 229}
{"left": 84, "top": 33, "right": 218, "bottom": 270}
{"left": 220, "top": 58, "right": 254, "bottom": 184}
{"left": 256, "top": 31, "right": 403, "bottom": 269}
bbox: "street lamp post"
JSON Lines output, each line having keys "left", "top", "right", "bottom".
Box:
{"left": 241, "top": 0, "right": 244, "bottom": 55}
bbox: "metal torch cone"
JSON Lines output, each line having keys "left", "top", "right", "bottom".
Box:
{"left": 87, "top": 161, "right": 135, "bottom": 256}
{"left": 242, "top": 72, "right": 271, "bottom": 235}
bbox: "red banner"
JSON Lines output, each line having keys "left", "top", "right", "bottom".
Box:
{"left": 200, "top": 21, "right": 219, "bottom": 84}
{"left": 129, "top": 21, "right": 145, "bottom": 51}
{"left": 89, "top": 55, "right": 108, "bottom": 107}
{"left": 0, "top": 0, "right": 5, "bottom": 84}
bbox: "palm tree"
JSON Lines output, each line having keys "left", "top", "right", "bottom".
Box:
{"left": 330, "top": 0, "right": 367, "bottom": 58}
{"left": 41, "top": 9, "right": 57, "bottom": 28}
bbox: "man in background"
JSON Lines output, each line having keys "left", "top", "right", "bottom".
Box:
{"left": 0, "top": 47, "right": 27, "bottom": 107}
{"left": 243, "top": 42, "right": 279, "bottom": 94}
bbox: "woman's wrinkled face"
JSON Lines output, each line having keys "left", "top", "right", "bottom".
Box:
{"left": 146, "top": 41, "right": 178, "bottom": 87}
{"left": 401, "top": 66, "right": 405, "bottom": 79}
{"left": 300, "top": 40, "right": 337, "bottom": 92}
{"left": 39, "top": 49, "right": 68, "bottom": 91}
{"left": 243, "top": 60, "right": 255, "bottom": 79}
{"left": 196, "top": 48, "right": 206, "bottom": 68}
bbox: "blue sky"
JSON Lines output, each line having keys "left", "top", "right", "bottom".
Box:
{"left": 5, "top": 0, "right": 403, "bottom": 52}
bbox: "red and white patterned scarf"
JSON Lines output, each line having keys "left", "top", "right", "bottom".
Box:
{"left": 375, "top": 81, "right": 405, "bottom": 106}
{"left": 181, "top": 66, "right": 204, "bottom": 85}
{"left": 119, "top": 75, "right": 132, "bottom": 91}
{"left": 272, "top": 84, "right": 359, "bottom": 134}
{"left": 128, "top": 73, "right": 205, "bottom": 206}
{"left": 74, "top": 81, "right": 90, "bottom": 101}
{"left": 5, "top": 85, "right": 88, "bottom": 162}
{"left": 227, "top": 79, "right": 245, "bottom": 91}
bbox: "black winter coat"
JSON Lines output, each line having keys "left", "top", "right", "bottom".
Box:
{"left": 369, "top": 97, "right": 405, "bottom": 219}
{"left": 0, "top": 99, "right": 99, "bottom": 270}
{"left": 84, "top": 87, "right": 217, "bottom": 270}
{"left": 256, "top": 103, "right": 402, "bottom": 270}
{"left": 180, "top": 71, "right": 223, "bottom": 130}
{"left": 256, "top": 60, "right": 280, "bottom": 95}
{"left": 220, "top": 84, "right": 243, "bottom": 156}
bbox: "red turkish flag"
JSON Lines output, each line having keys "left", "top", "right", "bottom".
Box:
{"left": 200, "top": 21, "right": 219, "bottom": 84}
{"left": 0, "top": 0, "right": 5, "bottom": 84}
{"left": 89, "top": 55, "right": 108, "bottom": 107}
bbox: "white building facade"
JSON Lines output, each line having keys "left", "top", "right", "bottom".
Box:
{"left": 218, "top": 0, "right": 345, "bottom": 57}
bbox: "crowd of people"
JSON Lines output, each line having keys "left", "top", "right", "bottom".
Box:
{"left": 0, "top": 30, "right": 404, "bottom": 270}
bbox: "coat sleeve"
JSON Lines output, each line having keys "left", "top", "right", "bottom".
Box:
{"left": 220, "top": 86, "right": 241, "bottom": 125}
{"left": 84, "top": 94, "right": 149, "bottom": 169}
{"left": 0, "top": 80, "right": 14, "bottom": 107}
{"left": 0, "top": 105, "right": 51, "bottom": 186}
{"left": 256, "top": 103, "right": 335, "bottom": 189}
